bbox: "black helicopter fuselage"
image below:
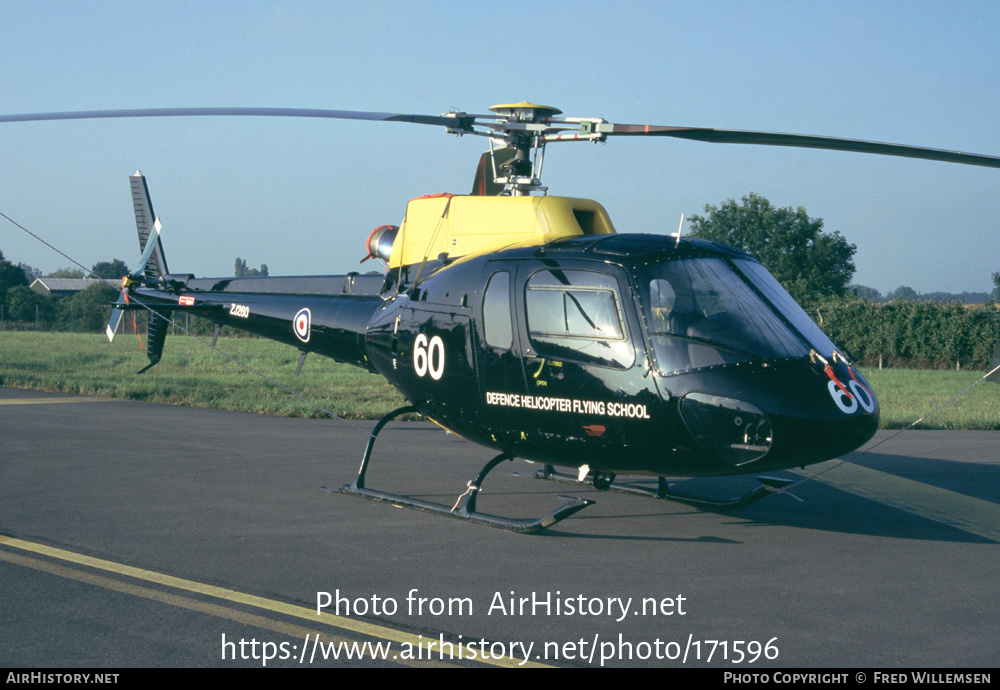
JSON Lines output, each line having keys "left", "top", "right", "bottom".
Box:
{"left": 134, "top": 233, "right": 879, "bottom": 479}
{"left": 7, "top": 101, "right": 993, "bottom": 529}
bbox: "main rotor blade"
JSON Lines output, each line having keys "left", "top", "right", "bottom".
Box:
{"left": 605, "top": 124, "right": 1000, "bottom": 168}
{"left": 5, "top": 105, "right": 998, "bottom": 169}
{"left": 0, "top": 107, "right": 471, "bottom": 129}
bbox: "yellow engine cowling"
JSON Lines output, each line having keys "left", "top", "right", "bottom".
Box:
{"left": 387, "top": 194, "right": 616, "bottom": 269}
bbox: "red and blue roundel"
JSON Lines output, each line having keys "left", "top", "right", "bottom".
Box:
{"left": 293, "top": 308, "right": 311, "bottom": 343}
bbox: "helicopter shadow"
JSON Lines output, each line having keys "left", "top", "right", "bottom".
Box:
{"left": 544, "top": 457, "right": 999, "bottom": 544}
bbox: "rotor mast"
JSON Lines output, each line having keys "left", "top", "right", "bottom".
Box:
{"left": 486, "top": 103, "right": 564, "bottom": 196}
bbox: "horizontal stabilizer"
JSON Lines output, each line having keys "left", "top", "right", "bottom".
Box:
{"left": 112, "top": 302, "right": 225, "bottom": 313}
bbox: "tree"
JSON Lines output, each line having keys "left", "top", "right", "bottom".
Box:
{"left": 91, "top": 258, "right": 130, "bottom": 279}
{"left": 992, "top": 271, "right": 999, "bottom": 302}
{"left": 1, "top": 249, "right": 30, "bottom": 309}
{"left": 18, "top": 262, "right": 42, "bottom": 282}
{"left": 688, "top": 193, "right": 856, "bottom": 307}
{"left": 887, "top": 285, "right": 919, "bottom": 302}
{"left": 66, "top": 282, "right": 120, "bottom": 332}
{"left": 234, "top": 257, "right": 268, "bottom": 277}
{"left": 5, "top": 285, "right": 51, "bottom": 323}
{"left": 849, "top": 284, "right": 882, "bottom": 301}
{"left": 46, "top": 267, "right": 85, "bottom": 279}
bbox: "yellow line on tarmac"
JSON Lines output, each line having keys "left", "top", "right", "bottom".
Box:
{"left": 0, "top": 535, "right": 549, "bottom": 668}
{"left": 0, "top": 549, "right": 446, "bottom": 667}
{"left": 0, "top": 397, "right": 110, "bottom": 405}
{"left": 793, "top": 462, "right": 1000, "bottom": 543}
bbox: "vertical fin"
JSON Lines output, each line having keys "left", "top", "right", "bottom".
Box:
{"left": 118, "top": 172, "right": 171, "bottom": 370}
{"left": 136, "top": 312, "right": 169, "bottom": 374}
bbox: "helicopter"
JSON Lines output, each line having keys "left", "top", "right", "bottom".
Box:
{"left": 3, "top": 103, "right": 999, "bottom": 533}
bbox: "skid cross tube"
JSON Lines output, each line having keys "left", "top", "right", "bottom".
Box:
{"left": 534, "top": 464, "right": 793, "bottom": 509}
{"left": 334, "top": 406, "right": 592, "bottom": 533}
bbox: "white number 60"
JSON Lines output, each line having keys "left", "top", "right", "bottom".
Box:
{"left": 827, "top": 379, "right": 876, "bottom": 415}
{"left": 413, "top": 333, "right": 445, "bottom": 380}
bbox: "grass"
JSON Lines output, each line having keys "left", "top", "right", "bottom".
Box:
{"left": 859, "top": 367, "right": 1000, "bottom": 430}
{"left": 0, "top": 332, "right": 406, "bottom": 419}
{"left": 1, "top": 332, "right": 998, "bottom": 428}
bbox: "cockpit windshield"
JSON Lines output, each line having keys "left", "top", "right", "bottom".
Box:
{"left": 638, "top": 257, "right": 816, "bottom": 374}
{"left": 732, "top": 259, "right": 840, "bottom": 357}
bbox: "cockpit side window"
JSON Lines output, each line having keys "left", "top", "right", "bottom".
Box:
{"left": 483, "top": 271, "right": 513, "bottom": 350}
{"left": 525, "top": 269, "right": 634, "bottom": 369}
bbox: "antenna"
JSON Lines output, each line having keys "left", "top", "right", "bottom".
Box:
{"left": 675, "top": 213, "right": 685, "bottom": 248}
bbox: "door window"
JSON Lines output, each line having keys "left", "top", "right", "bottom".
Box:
{"left": 525, "top": 269, "right": 633, "bottom": 368}
{"left": 482, "top": 271, "right": 513, "bottom": 349}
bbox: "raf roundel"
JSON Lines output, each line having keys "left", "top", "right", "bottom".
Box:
{"left": 293, "top": 308, "right": 311, "bottom": 343}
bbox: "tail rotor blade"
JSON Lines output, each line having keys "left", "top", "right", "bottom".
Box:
{"left": 106, "top": 291, "right": 127, "bottom": 342}
{"left": 131, "top": 218, "right": 162, "bottom": 281}
{"left": 108, "top": 215, "right": 162, "bottom": 343}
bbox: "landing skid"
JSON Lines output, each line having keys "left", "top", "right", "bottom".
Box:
{"left": 533, "top": 464, "right": 794, "bottom": 510}
{"left": 331, "top": 406, "right": 592, "bottom": 534}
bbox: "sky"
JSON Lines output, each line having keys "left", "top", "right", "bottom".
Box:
{"left": 1, "top": 0, "right": 998, "bottom": 295}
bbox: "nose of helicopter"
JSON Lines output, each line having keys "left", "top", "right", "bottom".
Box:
{"left": 764, "top": 403, "right": 880, "bottom": 469}
{"left": 774, "top": 362, "right": 880, "bottom": 467}
{"left": 674, "top": 360, "right": 879, "bottom": 473}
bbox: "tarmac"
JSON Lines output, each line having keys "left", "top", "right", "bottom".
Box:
{"left": 1, "top": 386, "right": 997, "bottom": 668}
